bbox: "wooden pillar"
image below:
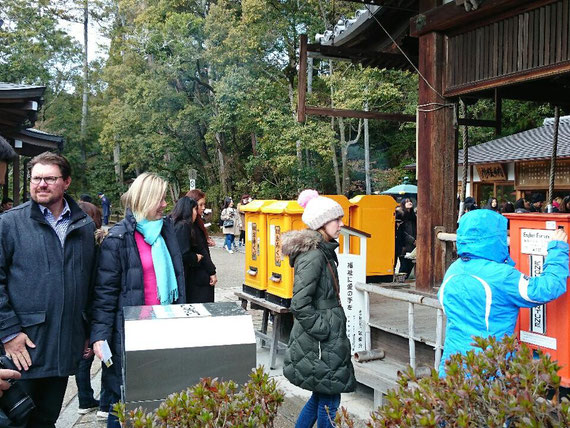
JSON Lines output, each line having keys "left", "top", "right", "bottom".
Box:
{"left": 12, "top": 155, "right": 20, "bottom": 206}
{"left": 416, "top": 32, "right": 457, "bottom": 291}
{"left": 22, "top": 159, "right": 28, "bottom": 202}
{"left": 2, "top": 163, "right": 8, "bottom": 200}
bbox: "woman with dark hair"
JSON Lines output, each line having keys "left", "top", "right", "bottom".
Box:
{"left": 396, "top": 198, "right": 417, "bottom": 278}
{"left": 220, "top": 197, "right": 241, "bottom": 254}
{"left": 186, "top": 189, "right": 217, "bottom": 302}
{"left": 485, "top": 197, "right": 499, "bottom": 212}
{"left": 171, "top": 197, "right": 216, "bottom": 303}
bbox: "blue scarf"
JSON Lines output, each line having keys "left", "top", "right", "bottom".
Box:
{"left": 136, "top": 218, "right": 178, "bottom": 305}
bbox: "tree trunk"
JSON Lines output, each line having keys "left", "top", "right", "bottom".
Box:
{"left": 251, "top": 132, "right": 257, "bottom": 156}
{"left": 215, "top": 134, "right": 229, "bottom": 196}
{"left": 113, "top": 142, "right": 123, "bottom": 185}
{"left": 339, "top": 117, "right": 348, "bottom": 195}
{"left": 339, "top": 118, "right": 362, "bottom": 195}
{"left": 364, "top": 118, "right": 371, "bottom": 194}
{"left": 79, "top": 0, "right": 89, "bottom": 191}
{"left": 329, "top": 61, "right": 341, "bottom": 194}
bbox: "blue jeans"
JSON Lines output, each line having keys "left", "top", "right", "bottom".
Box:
{"left": 101, "top": 353, "right": 122, "bottom": 428}
{"left": 224, "top": 234, "right": 234, "bottom": 250}
{"left": 76, "top": 355, "right": 98, "bottom": 408}
{"left": 295, "top": 392, "right": 341, "bottom": 428}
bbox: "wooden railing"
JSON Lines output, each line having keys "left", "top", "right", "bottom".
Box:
{"left": 355, "top": 283, "right": 444, "bottom": 371}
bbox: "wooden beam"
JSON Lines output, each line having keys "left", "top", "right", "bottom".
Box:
{"left": 457, "top": 118, "right": 497, "bottom": 128}
{"left": 411, "top": 0, "right": 544, "bottom": 37}
{"left": 307, "top": 43, "right": 417, "bottom": 67}
{"left": 337, "top": 0, "right": 403, "bottom": 5}
{"left": 445, "top": 61, "right": 570, "bottom": 98}
{"left": 297, "top": 34, "right": 308, "bottom": 123}
{"left": 305, "top": 106, "right": 415, "bottom": 122}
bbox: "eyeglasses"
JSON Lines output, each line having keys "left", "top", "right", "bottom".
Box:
{"left": 31, "top": 176, "right": 62, "bottom": 185}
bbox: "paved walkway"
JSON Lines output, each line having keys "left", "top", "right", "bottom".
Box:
{"left": 56, "top": 236, "right": 375, "bottom": 427}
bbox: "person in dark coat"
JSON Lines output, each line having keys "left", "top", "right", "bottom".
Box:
{"left": 485, "top": 197, "right": 499, "bottom": 212}
{"left": 91, "top": 173, "right": 185, "bottom": 428}
{"left": 514, "top": 197, "right": 530, "bottom": 213}
{"left": 396, "top": 198, "right": 417, "bottom": 279}
{"left": 186, "top": 189, "right": 218, "bottom": 300}
{"left": 529, "top": 192, "right": 545, "bottom": 212}
{"left": 98, "top": 192, "right": 111, "bottom": 225}
{"left": 171, "top": 197, "right": 217, "bottom": 303}
{"left": 0, "top": 152, "right": 96, "bottom": 427}
{"left": 282, "top": 189, "right": 356, "bottom": 428}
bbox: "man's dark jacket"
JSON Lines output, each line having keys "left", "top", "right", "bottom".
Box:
{"left": 0, "top": 195, "right": 96, "bottom": 378}
{"left": 90, "top": 210, "right": 185, "bottom": 353}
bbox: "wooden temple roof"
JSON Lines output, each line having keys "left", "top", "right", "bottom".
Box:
{"left": 313, "top": 0, "right": 570, "bottom": 106}
{"left": 0, "top": 83, "right": 63, "bottom": 155}
{"left": 310, "top": 2, "right": 418, "bottom": 71}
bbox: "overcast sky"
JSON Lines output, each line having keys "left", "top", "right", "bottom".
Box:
{"left": 61, "top": 19, "right": 110, "bottom": 61}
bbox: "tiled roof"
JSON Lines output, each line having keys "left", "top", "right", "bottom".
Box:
{"left": 0, "top": 82, "right": 45, "bottom": 99}
{"left": 458, "top": 122, "right": 570, "bottom": 165}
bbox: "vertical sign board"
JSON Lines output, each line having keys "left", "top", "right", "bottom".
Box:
{"left": 337, "top": 254, "right": 367, "bottom": 354}
{"left": 520, "top": 229, "right": 553, "bottom": 339}
{"left": 337, "top": 227, "right": 370, "bottom": 355}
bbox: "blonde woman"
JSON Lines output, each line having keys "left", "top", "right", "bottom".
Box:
{"left": 90, "top": 173, "right": 185, "bottom": 427}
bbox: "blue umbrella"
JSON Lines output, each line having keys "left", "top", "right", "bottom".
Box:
{"left": 381, "top": 183, "right": 417, "bottom": 195}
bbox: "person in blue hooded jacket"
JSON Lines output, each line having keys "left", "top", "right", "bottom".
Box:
{"left": 438, "top": 209, "right": 569, "bottom": 377}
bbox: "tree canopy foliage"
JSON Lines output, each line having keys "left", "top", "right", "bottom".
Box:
{"left": 0, "top": 0, "right": 556, "bottom": 209}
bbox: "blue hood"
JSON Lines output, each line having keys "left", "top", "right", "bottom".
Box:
{"left": 456, "top": 209, "right": 514, "bottom": 265}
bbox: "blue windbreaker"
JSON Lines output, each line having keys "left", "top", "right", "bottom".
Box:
{"left": 438, "top": 209, "right": 569, "bottom": 376}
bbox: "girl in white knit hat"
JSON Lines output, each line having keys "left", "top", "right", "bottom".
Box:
{"left": 281, "top": 190, "right": 356, "bottom": 428}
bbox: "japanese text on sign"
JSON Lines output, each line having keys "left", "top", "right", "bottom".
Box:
{"left": 521, "top": 229, "right": 554, "bottom": 256}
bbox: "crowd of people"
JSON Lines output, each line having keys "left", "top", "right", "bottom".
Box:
{"left": 462, "top": 192, "right": 570, "bottom": 215}
{"left": 0, "top": 153, "right": 227, "bottom": 427}
{"left": 0, "top": 152, "right": 354, "bottom": 428}
{"left": 4, "top": 151, "right": 568, "bottom": 427}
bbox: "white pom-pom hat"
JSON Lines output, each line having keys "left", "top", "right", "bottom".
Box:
{"left": 297, "top": 189, "right": 344, "bottom": 230}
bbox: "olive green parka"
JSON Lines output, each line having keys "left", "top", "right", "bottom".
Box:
{"left": 282, "top": 229, "right": 356, "bottom": 395}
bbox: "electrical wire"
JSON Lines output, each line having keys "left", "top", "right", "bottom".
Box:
{"left": 364, "top": 4, "right": 447, "bottom": 101}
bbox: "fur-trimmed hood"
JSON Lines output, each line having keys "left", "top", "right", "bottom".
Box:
{"left": 281, "top": 229, "right": 322, "bottom": 258}
{"left": 95, "top": 228, "right": 108, "bottom": 246}
{"left": 282, "top": 229, "right": 339, "bottom": 267}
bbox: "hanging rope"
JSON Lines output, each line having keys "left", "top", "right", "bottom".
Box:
{"left": 458, "top": 99, "right": 469, "bottom": 219}
{"left": 548, "top": 106, "right": 560, "bottom": 210}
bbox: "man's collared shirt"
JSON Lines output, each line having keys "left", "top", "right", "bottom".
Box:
{"left": 39, "top": 199, "right": 71, "bottom": 247}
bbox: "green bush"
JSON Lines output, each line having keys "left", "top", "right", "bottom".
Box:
{"left": 114, "top": 367, "right": 284, "bottom": 427}
{"left": 336, "top": 335, "right": 570, "bottom": 427}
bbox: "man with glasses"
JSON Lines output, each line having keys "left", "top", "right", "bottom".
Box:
{"left": 0, "top": 152, "right": 96, "bottom": 427}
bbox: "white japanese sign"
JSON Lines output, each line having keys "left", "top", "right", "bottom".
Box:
{"left": 337, "top": 254, "right": 367, "bottom": 354}
{"left": 529, "top": 255, "right": 546, "bottom": 334}
{"left": 521, "top": 229, "right": 554, "bottom": 256}
{"left": 520, "top": 330, "right": 557, "bottom": 350}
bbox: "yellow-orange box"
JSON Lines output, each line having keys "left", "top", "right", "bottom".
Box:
{"left": 261, "top": 201, "right": 305, "bottom": 307}
{"left": 349, "top": 195, "right": 399, "bottom": 278}
{"left": 241, "top": 200, "right": 276, "bottom": 298}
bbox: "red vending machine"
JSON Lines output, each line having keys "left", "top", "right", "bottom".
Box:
{"left": 506, "top": 213, "right": 570, "bottom": 387}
